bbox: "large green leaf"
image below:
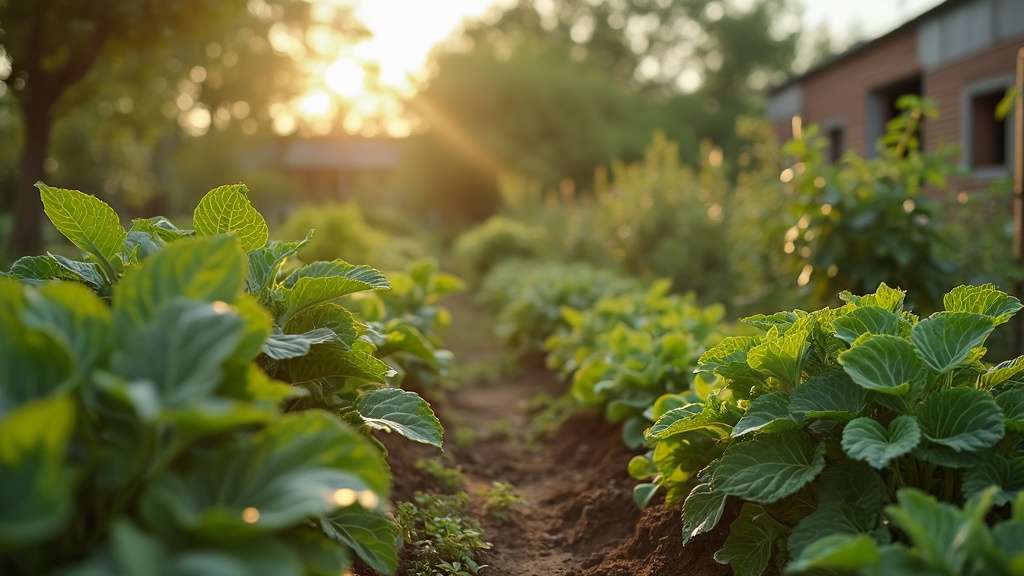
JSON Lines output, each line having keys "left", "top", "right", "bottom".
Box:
{"left": 997, "top": 390, "right": 1024, "bottom": 432}
{"left": 321, "top": 506, "right": 397, "bottom": 575}
{"left": 246, "top": 232, "right": 313, "bottom": 296}
{"left": 114, "top": 235, "right": 246, "bottom": 327}
{"left": 0, "top": 394, "right": 76, "bottom": 550}
{"left": 192, "top": 184, "right": 269, "bottom": 251}
{"left": 746, "top": 321, "right": 810, "bottom": 388}
{"left": 788, "top": 371, "right": 867, "bottom": 421}
{"left": 287, "top": 345, "right": 391, "bottom": 386}
{"left": 785, "top": 533, "right": 880, "bottom": 574}
{"left": 262, "top": 329, "right": 340, "bottom": 361}
{"left": 841, "top": 416, "right": 921, "bottom": 469}
{"left": 111, "top": 300, "right": 247, "bottom": 411}
{"left": 915, "top": 388, "right": 1005, "bottom": 453}
{"left": 695, "top": 336, "right": 765, "bottom": 395}
{"left": 962, "top": 455, "right": 1024, "bottom": 506}
{"left": 647, "top": 401, "right": 734, "bottom": 440}
{"left": 838, "top": 334, "right": 925, "bottom": 395}
{"left": 22, "top": 282, "right": 112, "bottom": 379}
{"left": 681, "top": 482, "right": 727, "bottom": 545}
{"left": 37, "top": 183, "right": 126, "bottom": 280}
{"left": 732, "top": 392, "right": 797, "bottom": 437}
{"left": 354, "top": 388, "right": 443, "bottom": 448}
{"left": 943, "top": 284, "right": 1022, "bottom": 325}
{"left": 787, "top": 503, "right": 880, "bottom": 558}
{"left": 281, "top": 262, "right": 390, "bottom": 320}
{"left": 910, "top": 312, "right": 995, "bottom": 374}
{"left": 140, "top": 412, "right": 389, "bottom": 540}
{"left": 884, "top": 488, "right": 988, "bottom": 573}
{"left": 284, "top": 303, "right": 361, "bottom": 348}
{"left": 840, "top": 283, "right": 905, "bottom": 313}
{"left": 51, "top": 254, "right": 108, "bottom": 291}
{"left": 832, "top": 306, "right": 901, "bottom": 345}
{"left": 713, "top": 504, "right": 786, "bottom": 576}
{"left": 7, "top": 255, "right": 70, "bottom": 284}
{"left": 982, "top": 357, "right": 1024, "bottom": 390}
{"left": 713, "top": 430, "right": 827, "bottom": 504}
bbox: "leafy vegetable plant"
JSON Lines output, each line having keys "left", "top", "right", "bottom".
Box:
{"left": 8, "top": 183, "right": 444, "bottom": 452}
{"left": 0, "top": 236, "right": 396, "bottom": 574}
{"left": 642, "top": 282, "right": 1024, "bottom": 575}
{"left": 395, "top": 491, "right": 491, "bottom": 576}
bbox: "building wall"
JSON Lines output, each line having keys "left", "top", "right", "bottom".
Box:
{"left": 799, "top": 31, "right": 921, "bottom": 156}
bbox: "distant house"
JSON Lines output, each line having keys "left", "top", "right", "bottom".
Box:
{"left": 768, "top": 0, "right": 1023, "bottom": 184}
{"left": 277, "top": 136, "right": 404, "bottom": 202}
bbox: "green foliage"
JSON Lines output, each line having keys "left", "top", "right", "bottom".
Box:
{"left": 452, "top": 216, "right": 544, "bottom": 285}
{"left": 480, "top": 482, "right": 527, "bottom": 520}
{"left": 415, "top": 458, "right": 468, "bottom": 494}
{"left": 544, "top": 279, "right": 729, "bottom": 448}
{"left": 644, "top": 283, "right": 1024, "bottom": 575}
{"left": 783, "top": 96, "right": 958, "bottom": 309}
{"left": 478, "top": 259, "right": 639, "bottom": 353}
{"left": 0, "top": 238, "right": 394, "bottom": 574}
{"left": 14, "top": 182, "right": 446, "bottom": 451}
{"left": 275, "top": 202, "right": 425, "bottom": 272}
{"left": 395, "top": 492, "right": 491, "bottom": 576}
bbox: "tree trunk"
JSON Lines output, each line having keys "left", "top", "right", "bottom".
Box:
{"left": 9, "top": 95, "right": 53, "bottom": 257}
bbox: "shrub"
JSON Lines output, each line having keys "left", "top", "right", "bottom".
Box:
{"left": 452, "top": 216, "right": 543, "bottom": 285}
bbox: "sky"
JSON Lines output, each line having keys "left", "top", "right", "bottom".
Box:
{"left": 345, "top": 0, "right": 947, "bottom": 93}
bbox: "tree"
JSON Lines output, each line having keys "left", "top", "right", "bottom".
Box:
{"left": 0, "top": 0, "right": 367, "bottom": 256}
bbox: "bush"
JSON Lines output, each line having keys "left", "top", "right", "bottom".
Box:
{"left": 452, "top": 215, "right": 544, "bottom": 285}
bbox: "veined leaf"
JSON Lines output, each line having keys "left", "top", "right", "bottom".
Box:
{"left": 354, "top": 388, "right": 443, "bottom": 448}
{"left": 647, "top": 401, "right": 734, "bottom": 440}
{"left": 740, "top": 311, "right": 798, "bottom": 332}
{"left": 321, "top": 506, "right": 397, "bottom": 575}
{"left": 982, "top": 357, "right": 1024, "bottom": 390}
{"left": 943, "top": 284, "right": 1022, "bottom": 325}
{"left": 282, "top": 262, "right": 390, "bottom": 320}
{"left": 139, "top": 411, "right": 390, "bottom": 537}
{"left": 910, "top": 312, "right": 995, "bottom": 374}
{"left": 838, "top": 334, "right": 925, "bottom": 395}
{"left": 22, "top": 282, "right": 112, "bottom": 379}
{"left": 284, "top": 303, "right": 362, "bottom": 348}
{"left": 788, "top": 371, "right": 867, "bottom": 421}
{"left": 788, "top": 503, "right": 880, "bottom": 558}
{"left": 832, "top": 306, "right": 901, "bottom": 345}
{"left": 884, "top": 488, "right": 984, "bottom": 572}
{"left": 747, "top": 322, "right": 810, "bottom": 389}
{"left": 7, "top": 255, "right": 69, "bottom": 284}
{"left": 695, "top": 336, "right": 763, "bottom": 388}
{"left": 114, "top": 235, "right": 246, "bottom": 327}
{"left": 287, "top": 345, "right": 390, "bottom": 385}
{"left": 713, "top": 504, "right": 786, "bottom": 576}
{"left": 840, "top": 282, "right": 905, "bottom": 313}
{"left": 0, "top": 394, "right": 76, "bottom": 549}
{"left": 682, "top": 482, "right": 727, "bottom": 545}
{"left": 192, "top": 184, "right": 269, "bottom": 251}
{"left": 915, "top": 388, "right": 1004, "bottom": 453}
{"left": 51, "top": 254, "right": 107, "bottom": 291}
{"left": 786, "top": 533, "right": 880, "bottom": 574}
{"left": 713, "top": 430, "right": 826, "bottom": 504}
{"left": 246, "top": 232, "right": 313, "bottom": 295}
{"left": 38, "top": 183, "right": 126, "bottom": 281}
{"left": 262, "top": 328, "right": 339, "bottom": 361}
{"left": 732, "top": 392, "right": 797, "bottom": 437}
{"left": 962, "top": 455, "right": 1024, "bottom": 506}
{"left": 996, "top": 390, "right": 1024, "bottom": 432}
{"left": 112, "top": 300, "right": 247, "bottom": 410}
{"left": 841, "top": 416, "right": 921, "bottom": 469}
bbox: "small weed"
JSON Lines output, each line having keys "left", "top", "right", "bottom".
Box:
{"left": 480, "top": 481, "right": 527, "bottom": 520}
{"left": 396, "top": 491, "right": 491, "bottom": 576}
{"left": 526, "top": 392, "right": 580, "bottom": 447}
{"left": 415, "top": 457, "right": 467, "bottom": 493}
{"left": 452, "top": 426, "right": 477, "bottom": 447}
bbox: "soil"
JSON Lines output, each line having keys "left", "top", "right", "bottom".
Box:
{"left": 361, "top": 294, "right": 733, "bottom": 576}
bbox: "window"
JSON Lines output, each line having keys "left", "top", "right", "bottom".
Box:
{"left": 966, "top": 85, "right": 1012, "bottom": 170}
{"left": 867, "top": 75, "right": 923, "bottom": 155}
{"left": 826, "top": 125, "right": 844, "bottom": 163}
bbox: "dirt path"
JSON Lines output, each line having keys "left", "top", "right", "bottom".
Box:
{"left": 379, "top": 294, "right": 731, "bottom": 576}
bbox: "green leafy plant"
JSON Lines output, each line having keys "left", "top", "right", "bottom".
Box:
{"left": 480, "top": 482, "right": 527, "bottom": 520}
{"left": 395, "top": 491, "right": 491, "bottom": 576}
{"left": 452, "top": 215, "right": 544, "bottom": 285}
{"left": 641, "top": 282, "right": 1024, "bottom": 575}
{"left": 0, "top": 236, "right": 397, "bottom": 574}
{"left": 783, "top": 96, "right": 958, "bottom": 309}
{"left": 415, "top": 457, "right": 468, "bottom": 494}
{"left": 545, "top": 279, "right": 728, "bottom": 449}
{"left": 479, "top": 259, "right": 639, "bottom": 354}
{"left": 8, "top": 183, "right": 444, "bottom": 452}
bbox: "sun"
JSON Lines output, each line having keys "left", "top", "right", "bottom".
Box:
{"left": 325, "top": 58, "right": 366, "bottom": 98}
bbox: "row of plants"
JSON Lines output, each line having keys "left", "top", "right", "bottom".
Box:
{"left": 638, "top": 282, "right": 1024, "bottom": 574}
{"left": 0, "top": 183, "right": 452, "bottom": 574}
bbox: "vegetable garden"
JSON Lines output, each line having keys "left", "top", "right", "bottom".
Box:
{"left": 4, "top": 97, "right": 1024, "bottom": 576}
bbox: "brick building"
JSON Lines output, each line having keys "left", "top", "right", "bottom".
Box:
{"left": 768, "top": 0, "right": 1023, "bottom": 183}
